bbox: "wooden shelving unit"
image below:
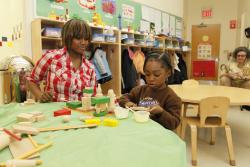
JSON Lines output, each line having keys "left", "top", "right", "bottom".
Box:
{"left": 31, "top": 18, "right": 191, "bottom": 97}
{"left": 31, "top": 18, "right": 121, "bottom": 96}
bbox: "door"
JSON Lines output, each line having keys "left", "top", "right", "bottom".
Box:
{"left": 191, "top": 24, "right": 220, "bottom": 80}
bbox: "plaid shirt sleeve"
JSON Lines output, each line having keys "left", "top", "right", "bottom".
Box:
{"left": 26, "top": 51, "right": 53, "bottom": 84}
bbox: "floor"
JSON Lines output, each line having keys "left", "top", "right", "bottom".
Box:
{"left": 183, "top": 106, "right": 250, "bottom": 167}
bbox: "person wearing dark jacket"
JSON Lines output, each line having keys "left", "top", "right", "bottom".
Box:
{"left": 119, "top": 52, "right": 181, "bottom": 130}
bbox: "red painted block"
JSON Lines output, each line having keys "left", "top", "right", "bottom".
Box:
{"left": 3, "top": 128, "right": 22, "bottom": 141}
{"left": 54, "top": 109, "right": 71, "bottom": 117}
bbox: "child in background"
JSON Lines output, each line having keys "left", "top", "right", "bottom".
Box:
{"left": 119, "top": 52, "right": 181, "bottom": 130}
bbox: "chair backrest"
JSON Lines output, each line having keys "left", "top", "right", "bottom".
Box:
{"left": 199, "top": 97, "right": 230, "bottom": 126}
{"left": 182, "top": 79, "right": 199, "bottom": 87}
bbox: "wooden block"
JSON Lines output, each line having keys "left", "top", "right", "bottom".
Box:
{"left": 91, "top": 96, "right": 110, "bottom": 105}
{"left": 38, "top": 124, "right": 98, "bottom": 132}
{"left": 76, "top": 107, "right": 95, "bottom": 113}
{"left": 9, "top": 138, "right": 40, "bottom": 159}
{"left": 85, "top": 119, "right": 101, "bottom": 125}
{"left": 62, "top": 115, "right": 70, "bottom": 123}
{"left": 17, "top": 122, "right": 33, "bottom": 126}
{"left": 66, "top": 101, "right": 82, "bottom": 109}
{"left": 82, "top": 96, "right": 92, "bottom": 110}
{"left": 5, "top": 159, "right": 42, "bottom": 167}
{"left": 12, "top": 125, "right": 39, "bottom": 135}
{"left": 35, "top": 115, "right": 46, "bottom": 122}
{"left": 0, "top": 133, "right": 10, "bottom": 151}
{"left": 23, "top": 99, "right": 36, "bottom": 105}
{"left": 3, "top": 128, "right": 22, "bottom": 141}
{"left": 103, "top": 118, "right": 119, "bottom": 127}
{"left": 17, "top": 113, "right": 35, "bottom": 122}
{"left": 54, "top": 109, "right": 71, "bottom": 117}
{"left": 29, "top": 111, "right": 43, "bottom": 117}
{"left": 79, "top": 115, "right": 94, "bottom": 122}
{"left": 16, "top": 142, "right": 52, "bottom": 159}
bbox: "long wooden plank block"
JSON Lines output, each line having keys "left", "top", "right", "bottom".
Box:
{"left": 38, "top": 124, "right": 98, "bottom": 132}
{"left": 16, "top": 142, "right": 52, "bottom": 159}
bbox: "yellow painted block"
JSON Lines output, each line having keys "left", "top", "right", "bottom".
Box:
{"left": 103, "top": 118, "right": 119, "bottom": 127}
{"left": 85, "top": 118, "right": 101, "bottom": 125}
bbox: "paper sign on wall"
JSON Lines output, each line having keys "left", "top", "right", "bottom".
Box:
{"left": 122, "top": 4, "right": 134, "bottom": 20}
{"left": 230, "top": 20, "right": 237, "bottom": 29}
{"left": 197, "top": 43, "right": 212, "bottom": 59}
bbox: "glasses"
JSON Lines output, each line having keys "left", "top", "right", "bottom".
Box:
{"left": 237, "top": 54, "right": 246, "bottom": 57}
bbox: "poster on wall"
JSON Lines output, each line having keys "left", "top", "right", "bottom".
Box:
{"left": 122, "top": 4, "right": 134, "bottom": 20}
{"left": 169, "top": 15, "right": 176, "bottom": 36}
{"left": 162, "top": 12, "right": 170, "bottom": 35}
{"left": 78, "top": 0, "right": 96, "bottom": 10}
{"left": 102, "top": 0, "right": 116, "bottom": 15}
{"left": 140, "top": 20, "right": 150, "bottom": 33}
{"left": 197, "top": 43, "right": 212, "bottom": 59}
{"left": 141, "top": 5, "right": 153, "bottom": 22}
{"left": 175, "top": 17, "right": 182, "bottom": 38}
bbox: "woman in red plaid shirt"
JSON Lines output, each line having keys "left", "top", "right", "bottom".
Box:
{"left": 27, "top": 19, "right": 97, "bottom": 102}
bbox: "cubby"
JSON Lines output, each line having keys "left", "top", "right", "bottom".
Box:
{"left": 31, "top": 18, "right": 64, "bottom": 63}
{"left": 31, "top": 18, "right": 191, "bottom": 97}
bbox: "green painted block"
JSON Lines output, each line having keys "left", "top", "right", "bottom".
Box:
{"left": 66, "top": 101, "right": 82, "bottom": 109}
{"left": 91, "top": 96, "right": 110, "bottom": 104}
{"left": 93, "top": 111, "right": 107, "bottom": 117}
{"left": 83, "top": 88, "right": 94, "bottom": 94}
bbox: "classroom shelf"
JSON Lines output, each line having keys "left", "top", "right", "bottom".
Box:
{"left": 32, "top": 18, "right": 191, "bottom": 96}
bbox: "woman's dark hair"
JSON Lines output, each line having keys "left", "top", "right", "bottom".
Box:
{"left": 143, "top": 52, "right": 173, "bottom": 73}
{"left": 61, "top": 19, "right": 92, "bottom": 51}
{"left": 233, "top": 46, "right": 250, "bottom": 59}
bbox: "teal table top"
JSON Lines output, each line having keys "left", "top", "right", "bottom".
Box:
{"left": 0, "top": 102, "right": 186, "bottom": 167}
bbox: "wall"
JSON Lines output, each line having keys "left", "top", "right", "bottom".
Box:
{"left": 184, "top": 0, "right": 238, "bottom": 67}
{"left": 134, "top": 0, "right": 183, "bottom": 17}
{"left": 236, "top": 0, "right": 250, "bottom": 47}
{"left": 0, "top": 0, "right": 26, "bottom": 67}
{"left": 0, "top": 0, "right": 184, "bottom": 63}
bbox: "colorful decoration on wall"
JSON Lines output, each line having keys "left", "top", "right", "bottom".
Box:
{"left": 78, "top": 0, "right": 96, "bottom": 10}
{"left": 0, "top": 23, "right": 22, "bottom": 48}
{"left": 122, "top": 4, "right": 134, "bottom": 20}
{"left": 55, "top": 0, "right": 68, "bottom": 3}
{"left": 197, "top": 43, "right": 212, "bottom": 59}
{"left": 102, "top": 0, "right": 116, "bottom": 15}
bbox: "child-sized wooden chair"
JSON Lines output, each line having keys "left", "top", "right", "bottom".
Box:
{"left": 181, "top": 96, "right": 235, "bottom": 166}
{"left": 176, "top": 79, "right": 199, "bottom": 135}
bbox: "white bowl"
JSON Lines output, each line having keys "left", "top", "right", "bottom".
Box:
{"left": 114, "top": 107, "right": 129, "bottom": 119}
{"left": 134, "top": 111, "right": 150, "bottom": 123}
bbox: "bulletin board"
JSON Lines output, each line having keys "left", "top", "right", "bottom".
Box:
{"left": 36, "top": 0, "right": 142, "bottom": 30}
{"left": 36, "top": 0, "right": 182, "bottom": 37}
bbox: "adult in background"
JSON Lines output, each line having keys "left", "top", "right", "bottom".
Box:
{"left": 220, "top": 46, "right": 250, "bottom": 89}
{"left": 27, "top": 19, "right": 97, "bottom": 102}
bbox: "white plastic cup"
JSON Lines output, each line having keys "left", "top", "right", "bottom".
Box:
{"left": 134, "top": 111, "right": 150, "bottom": 123}
{"left": 114, "top": 106, "right": 129, "bottom": 119}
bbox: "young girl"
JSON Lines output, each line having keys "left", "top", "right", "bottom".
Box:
{"left": 119, "top": 52, "right": 181, "bottom": 130}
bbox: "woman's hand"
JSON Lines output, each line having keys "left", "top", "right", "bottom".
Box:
{"left": 148, "top": 105, "right": 164, "bottom": 115}
{"left": 229, "top": 72, "right": 243, "bottom": 80}
{"left": 125, "top": 102, "right": 136, "bottom": 108}
{"left": 38, "top": 92, "right": 53, "bottom": 103}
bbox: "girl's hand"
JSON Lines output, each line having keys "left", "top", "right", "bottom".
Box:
{"left": 148, "top": 105, "right": 164, "bottom": 115}
{"left": 38, "top": 92, "right": 53, "bottom": 103}
{"left": 125, "top": 102, "right": 136, "bottom": 108}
